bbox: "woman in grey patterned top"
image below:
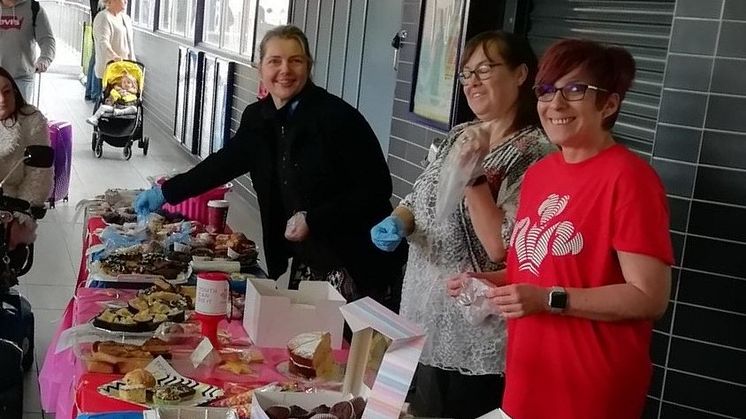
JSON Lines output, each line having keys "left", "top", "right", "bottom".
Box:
{"left": 371, "top": 31, "right": 556, "bottom": 418}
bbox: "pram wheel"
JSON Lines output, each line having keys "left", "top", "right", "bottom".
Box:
{"left": 141, "top": 137, "right": 149, "bottom": 155}
{"left": 123, "top": 145, "right": 132, "bottom": 160}
{"left": 91, "top": 133, "right": 97, "bottom": 152}
{"left": 95, "top": 143, "right": 103, "bottom": 158}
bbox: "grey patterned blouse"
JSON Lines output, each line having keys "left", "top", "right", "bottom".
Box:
{"left": 398, "top": 121, "right": 555, "bottom": 375}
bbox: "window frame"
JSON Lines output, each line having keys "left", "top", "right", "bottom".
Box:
{"left": 128, "top": 0, "right": 156, "bottom": 30}
{"left": 199, "top": 0, "right": 290, "bottom": 63}
{"left": 156, "top": 0, "right": 198, "bottom": 39}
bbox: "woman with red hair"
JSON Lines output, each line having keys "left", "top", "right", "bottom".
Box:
{"left": 448, "top": 38, "right": 674, "bottom": 418}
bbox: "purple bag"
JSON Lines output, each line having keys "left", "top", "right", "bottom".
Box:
{"left": 48, "top": 120, "right": 72, "bottom": 207}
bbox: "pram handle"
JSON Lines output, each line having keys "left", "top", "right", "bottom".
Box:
{"left": 104, "top": 59, "right": 145, "bottom": 70}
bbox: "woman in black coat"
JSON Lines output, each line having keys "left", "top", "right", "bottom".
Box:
{"left": 135, "top": 25, "right": 406, "bottom": 309}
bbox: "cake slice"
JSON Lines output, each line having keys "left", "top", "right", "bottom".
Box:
{"left": 287, "top": 331, "right": 335, "bottom": 379}
{"left": 119, "top": 368, "right": 156, "bottom": 404}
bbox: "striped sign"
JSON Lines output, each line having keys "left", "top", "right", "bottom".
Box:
{"left": 340, "top": 297, "right": 426, "bottom": 419}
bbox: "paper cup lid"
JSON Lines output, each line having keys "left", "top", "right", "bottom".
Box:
{"left": 197, "top": 272, "right": 230, "bottom": 281}
{"left": 207, "top": 199, "right": 230, "bottom": 208}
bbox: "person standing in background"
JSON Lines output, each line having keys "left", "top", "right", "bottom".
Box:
{"left": 92, "top": 0, "right": 135, "bottom": 87}
{"left": 0, "top": 0, "right": 56, "bottom": 101}
{"left": 84, "top": 0, "right": 103, "bottom": 100}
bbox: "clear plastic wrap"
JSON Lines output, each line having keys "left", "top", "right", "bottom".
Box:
{"left": 64, "top": 321, "right": 204, "bottom": 374}
{"left": 455, "top": 276, "right": 499, "bottom": 325}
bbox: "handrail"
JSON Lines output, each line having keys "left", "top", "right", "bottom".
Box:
{"left": 39, "top": 0, "right": 90, "bottom": 14}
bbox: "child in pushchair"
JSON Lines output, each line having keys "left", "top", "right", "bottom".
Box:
{"left": 90, "top": 60, "right": 150, "bottom": 160}
{"left": 86, "top": 71, "right": 139, "bottom": 126}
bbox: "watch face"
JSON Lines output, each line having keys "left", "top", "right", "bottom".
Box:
{"left": 550, "top": 290, "right": 568, "bottom": 309}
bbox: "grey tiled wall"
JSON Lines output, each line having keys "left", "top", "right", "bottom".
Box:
{"left": 387, "top": 0, "right": 450, "bottom": 204}
{"left": 647, "top": 0, "right": 746, "bottom": 417}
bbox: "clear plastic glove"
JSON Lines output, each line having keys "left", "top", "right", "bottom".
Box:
{"left": 284, "top": 211, "right": 309, "bottom": 242}
{"left": 370, "top": 215, "right": 405, "bottom": 252}
{"left": 8, "top": 212, "right": 37, "bottom": 250}
{"left": 133, "top": 186, "right": 166, "bottom": 217}
{"left": 458, "top": 121, "right": 494, "bottom": 175}
{"left": 435, "top": 121, "right": 497, "bottom": 222}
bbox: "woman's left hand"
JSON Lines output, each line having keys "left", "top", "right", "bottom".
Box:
{"left": 446, "top": 272, "right": 472, "bottom": 297}
{"left": 459, "top": 123, "right": 492, "bottom": 163}
{"left": 485, "top": 283, "right": 548, "bottom": 319}
{"left": 285, "top": 211, "right": 309, "bottom": 242}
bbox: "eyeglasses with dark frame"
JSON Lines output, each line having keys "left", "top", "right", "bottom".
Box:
{"left": 457, "top": 63, "right": 502, "bottom": 85}
{"left": 533, "top": 82, "right": 609, "bottom": 102}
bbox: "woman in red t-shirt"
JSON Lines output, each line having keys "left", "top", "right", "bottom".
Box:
{"left": 448, "top": 39, "right": 674, "bottom": 419}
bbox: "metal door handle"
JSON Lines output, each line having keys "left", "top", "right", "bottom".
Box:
{"left": 391, "top": 29, "right": 408, "bottom": 71}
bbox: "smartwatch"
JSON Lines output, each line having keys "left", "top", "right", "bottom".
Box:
{"left": 548, "top": 287, "right": 568, "bottom": 313}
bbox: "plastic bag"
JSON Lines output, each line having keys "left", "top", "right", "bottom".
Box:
{"left": 456, "top": 276, "right": 498, "bottom": 325}
{"left": 88, "top": 224, "right": 150, "bottom": 261}
{"left": 435, "top": 123, "right": 492, "bottom": 222}
{"left": 99, "top": 224, "right": 149, "bottom": 247}
{"left": 284, "top": 211, "right": 308, "bottom": 241}
{"left": 163, "top": 221, "right": 192, "bottom": 248}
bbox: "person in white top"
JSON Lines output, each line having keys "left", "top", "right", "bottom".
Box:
{"left": 92, "top": 0, "right": 135, "bottom": 80}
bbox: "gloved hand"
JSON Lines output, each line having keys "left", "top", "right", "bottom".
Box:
{"left": 370, "top": 215, "right": 406, "bottom": 252}
{"left": 458, "top": 120, "right": 497, "bottom": 179}
{"left": 134, "top": 186, "right": 166, "bottom": 217}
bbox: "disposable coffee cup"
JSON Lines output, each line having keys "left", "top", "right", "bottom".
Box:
{"left": 207, "top": 199, "right": 230, "bottom": 234}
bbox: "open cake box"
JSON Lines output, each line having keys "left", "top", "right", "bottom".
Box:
{"left": 243, "top": 278, "right": 346, "bottom": 349}
{"left": 251, "top": 297, "right": 426, "bottom": 419}
{"left": 144, "top": 407, "right": 239, "bottom": 419}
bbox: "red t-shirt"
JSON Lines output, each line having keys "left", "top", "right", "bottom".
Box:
{"left": 502, "top": 144, "right": 674, "bottom": 419}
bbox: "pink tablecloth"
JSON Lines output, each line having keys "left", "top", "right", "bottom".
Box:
{"left": 40, "top": 286, "right": 348, "bottom": 417}
{"left": 39, "top": 216, "right": 342, "bottom": 418}
{"left": 39, "top": 216, "right": 108, "bottom": 415}
{"left": 39, "top": 288, "right": 139, "bottom": 418}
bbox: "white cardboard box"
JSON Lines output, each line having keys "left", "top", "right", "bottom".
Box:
{"left": 243, "top": 278, "right": 346, "bottom": 349}
{"left": 144, "top": 407, "right": 237, "bottom": 419}
{"left": 252, "top": 297, "right": 426, "bottom": 419}
{"left": 477, "top": 408, "right": 513, "bottom": 419}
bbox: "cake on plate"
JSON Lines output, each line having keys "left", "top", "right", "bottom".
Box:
{"left": 287, "top": 331, "right": 336, "bottom": 379}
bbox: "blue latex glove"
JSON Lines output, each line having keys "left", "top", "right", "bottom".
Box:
{"left": 371, "top": 215, "right": 406, "bottom": 252}
{"left": 134, "top": 185, "right": 166, "bottom": 217}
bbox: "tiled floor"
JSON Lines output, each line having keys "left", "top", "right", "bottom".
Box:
{"left": 20, "top": 46, "right": 263, "bottom": 418}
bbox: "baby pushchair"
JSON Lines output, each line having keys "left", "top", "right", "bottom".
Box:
{"left": 91, "top": 60, "right": 150, "bottom": 160}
